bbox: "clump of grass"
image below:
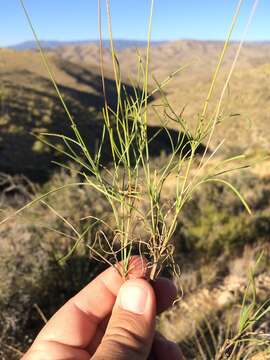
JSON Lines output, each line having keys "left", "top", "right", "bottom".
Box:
{"left": 158, "top": 251, "right": 270, "bottom": 359}
{"left": 189, "top": 299, "right": 270, "bottom": 360}
{"left": 2, "top": 0, "right": 261, "bottom": 281}
{"left": 215, "top": 254, "right": 270, "bottom": 360}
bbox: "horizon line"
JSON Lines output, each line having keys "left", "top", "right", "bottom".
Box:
{"left": 5, "top": 37, "right": 270, "bottom": 48}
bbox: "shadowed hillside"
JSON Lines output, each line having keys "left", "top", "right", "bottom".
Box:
{"left": 1, "top": 48, "right": 202, "bottom": 182}
{"left": 0, "top": 49, "right": 107, "bottom": 181}
{"left": 0, "top": 49, "right": 148, "bottom": 181}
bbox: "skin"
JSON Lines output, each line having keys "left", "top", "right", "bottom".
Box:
{"left": 22, "top": 257, "right": 183, "bottom": 360}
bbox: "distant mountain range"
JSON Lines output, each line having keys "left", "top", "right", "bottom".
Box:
{"left": 7, "top": 39, "right": 270, "bottom": 51}
{"left": 9, "top": 39, "right": 166, "bottom": 51}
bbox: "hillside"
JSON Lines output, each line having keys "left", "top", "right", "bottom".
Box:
{"left": 54, "top": 40, "right": 270, "bottom": 155}
{"left": 1, "top": 40, "right": 270, "bottom": 182}
{"left": 0, "top": 48, "right": 140, "bottom": 181}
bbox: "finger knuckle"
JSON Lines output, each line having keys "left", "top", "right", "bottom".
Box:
{"left": 102, "top": 316, "right": 149, "bottom": 357}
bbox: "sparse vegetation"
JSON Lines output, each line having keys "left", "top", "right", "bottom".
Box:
{"left": 1, "top": 167, "right": 270, "bottom": 359}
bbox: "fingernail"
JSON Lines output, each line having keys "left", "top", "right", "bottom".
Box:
{"left": 119, "top": 282, "right": 148, "bottom": 314}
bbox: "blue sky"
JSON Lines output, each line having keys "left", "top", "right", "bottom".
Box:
{"left": 0, "top": 0, "right": 269, "bottom": 47}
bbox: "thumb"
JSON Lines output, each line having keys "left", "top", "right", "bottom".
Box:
{"left": 92, "top": 278, "right": 156, "bottom": 360}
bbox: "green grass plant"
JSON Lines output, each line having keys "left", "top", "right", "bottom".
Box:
{"left": 1, "top": 0, "right": 261, "bottom": 281}
{"left": 215, "top": 253, "right": 270, "bottom": 359}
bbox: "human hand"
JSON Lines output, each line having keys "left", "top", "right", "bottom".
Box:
{"left": 22, "top": 257, "right": 182, "bottom": 359}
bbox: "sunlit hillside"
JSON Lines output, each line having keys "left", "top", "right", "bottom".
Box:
{"left": 53, "top": 40, "right": 270, "bottom": 154}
